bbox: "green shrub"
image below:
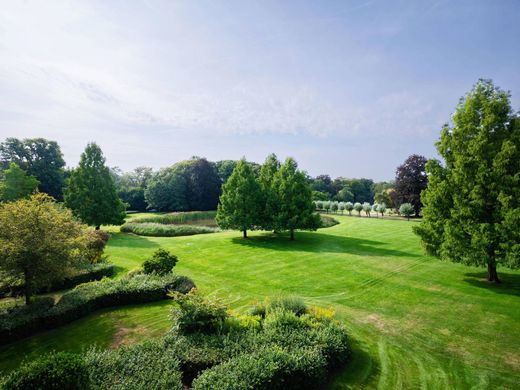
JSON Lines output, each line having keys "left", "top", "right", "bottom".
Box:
{"left": 120, "top": 223, "right": 218, "bottom": 237}
{"left": 192, "top": 347, "right": 326, "bottom": 390}
{"left": 170, "top": 289, "right": 228, "bottom": 334}
{"left": 267, "top": 296, "right": 307, "bottom": 316}
{"left": 85, "top": 340, "right": 183, "bottom": 390}
{"left": 143, "top": 249, "right": 178, "bottom": 275}
{"left": 319, "top": 215, "right": 339, "bottom": 228}
{"left": 0, "top": 274, "right": 195, "bottom": 345}
{"left": 1, "top": 352, "right": 88, "bottom": 390}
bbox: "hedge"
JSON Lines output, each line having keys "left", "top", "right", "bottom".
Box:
{"left": 120, "top": 223, "right": 218, "bottom": 237}
{"left": 130, "top": 211, "right": 217, "bottom": 225}
{"left": 0, "top": 263, "right": 115, "bottom": 298}
{"left": 0, "top": 273, "right": 195, "bottom": 346}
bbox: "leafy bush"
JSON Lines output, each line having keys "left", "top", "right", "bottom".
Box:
{"left": 1, "top": 352, "right": 88, "bottom": 390}
{"left": 266, "top": 296, "right": 307, "bottom": 316}
{"left": 85, "top": 340, "right": 183, "bottom": 390}
{"left": 120, "top": 223, "right": 218, "bottom": 237}
{"left": 399, "top": 203, "right": 415, "bottom": 219}
{"left": 319, "top": 215, "right": 339, "bottom": 228}
{"left": 170, "top": 289, "right": 228, "bottom": 334}
{"left": 143, "top": 249, "right": 178, "bottom": 275}
{"left": 0, "top": 274, "right": 195, "bottom": 345}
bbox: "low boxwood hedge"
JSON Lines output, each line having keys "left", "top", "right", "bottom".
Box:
{"left": 0, "top": 273, "right": 195, "bottom": 346}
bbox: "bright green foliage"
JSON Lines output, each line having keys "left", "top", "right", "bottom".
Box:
{"left": 0, "top": 351, "right": 88, "bottom": 390}
{"left": 64, "top": 143, "right": 125, "bottom": 229}
{"left": 399, "top": 203, "right": 414, "bottom": 220}
{"left": 0, "top": 138, "right": 65, "bottom": 200}
{"left": 258, "top": 153, "right": 281, "bottom": 230}
{"left": 217, "top": 159, "right": 263, "bottom": 238}
{"left": 0, "top": 163, "right": 39, "bottom": 202}
{"left": 374, "top": 190, "right": 392, "bottom": 208}
{"left": 144, "top": 168, "right": 188, "bottom": 211}
{"left": 0, "top": 193, "right": 90, "bottom": 304}
{"left": 414, "top": 79, "right": 520, "bottom": 282}
{"left": 353, "top": 202, "right": 362, "bottom": 216}
{"left": 270, "top": 158, "right": 321, "bottom": 240}
{"left": 143, "top": 249, "right": 178, "bottom": 275}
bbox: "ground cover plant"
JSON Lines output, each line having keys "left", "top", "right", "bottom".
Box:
{"left": 1, "top": 216, "right": 519, "bottom": 388}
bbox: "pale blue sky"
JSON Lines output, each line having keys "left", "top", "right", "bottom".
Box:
{"left": 1, "top": 0, "right": 518, "bottom": 180}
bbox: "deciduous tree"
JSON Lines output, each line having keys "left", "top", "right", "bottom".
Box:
{"left": 395, "top": 154, "right": 428, "bottom": 216}
{"left": 0, "top": 163, "right": 39, "bottom": 202}
{"left": 414, "top": 79, "right": 520, "bottom": 283}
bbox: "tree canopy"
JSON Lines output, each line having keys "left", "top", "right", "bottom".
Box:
{"left": 216, "top": 159, "right": 263, "bottom": 238}
{"left": 0, "top": 138, "right": 65, "bottom": 200}
{"left": 414, "top": 79, "right": 520, "bottom": 282}
{"left": 394, "top": 154, "right": 428, "bottom": 216}
{"left": 64, "top": 143, "right": 126, "bottom": 229}
{"left": 0, "top": 193, "right": 91, "bottom": 304}
{"left": 0, "top": 163, "right": 39, "bottom": 202}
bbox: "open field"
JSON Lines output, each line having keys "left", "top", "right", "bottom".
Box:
{"left": 1, "top": 216, "right": 519, "bottom": 389}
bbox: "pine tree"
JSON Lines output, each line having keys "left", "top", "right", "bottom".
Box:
{"left": 414, "top": 80, "right": 520, "bottom": 283}
{"left": 64, "top": 143, "right": 125, "bottom": 229}
{"left": 216, "top": 159, "right": 263, "bottom": 238}
{"left": 0, "top": 163, "right": 39, "bottom": 201}
{"left": 271, "top": 158, "right": 321, "bottom": 240}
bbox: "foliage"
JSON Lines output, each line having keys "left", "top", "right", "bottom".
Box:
{"left": 0, "top": 163, "right": 39, "bottom": 202}
{"left": 0, "top": 138, "right": 65, "bottom": 200}
{"left": 131, "top": 211, "right": 216, "bottom": 225}
{"left": 216, "top": 159, "right": 263, "bottom": 238}
{"left": 395, "top": 154, "right": 428, "bottom": 216}
{"left": 345, "top": 201, "right": 354, "bottom": 215}
{"left": 331, "top": 202, "right": 339, "bottom": 212}
{"left": 353, "top": 202, "right": 363, "bottom": 216}
{"left": 144, "top": 168, "right": 188, "bottom": 211}
{"left": 414, "top": 79, "right": 520, "bottom": 282}
{"left": 170, "top": 289, "right": 228, "bottom": 334}
{"left": 270, "top": 158, "right": 321, "bottom": 240}
{"left": 399, "top": 203, "right": 414, "bottom": 220}
{"left": 362, "top": 202, "right": 372, "bottom": 217}
{"left": 121, "top": 223, "right": 217, "bottom": 237}
{"left": 258, "top": 153, "right": 281, "bottom": 230}
{"left": 118, "top": 187, "right": 147, "bottom": 211}
{"left": 0, "top": 352, "right": 88, "bottom": 390}
{"left": 312, "top": 190, "right": 329, "bottom": 201}
{"left": 215, "top": 160, "right": 261, "bottom": 184}
{"left": 64, "top": 143, "right": 126, "bottom": 229}
{"left": 319, "top": 215, "right": 339, "bottom": 228}
{"left": 377, "top": 202, "right": 387, "bottom": 216}
{"left": 0, "top": 193, "right": 91, "bottom": 304}
{"left": 143, "top": 249, "right": 178, "bottom": 275}
{"left": 0, "top": 273, "right": 195, "bottom": 345}
{"left": 84, "top": 341, "right": 183, "bottom": 390}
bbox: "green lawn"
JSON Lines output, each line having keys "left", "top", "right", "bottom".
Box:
{"left": 1, "top": 216, "right": 519, "bottom": 389}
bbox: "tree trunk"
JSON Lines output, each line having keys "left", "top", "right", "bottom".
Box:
{"left": 95, "top": 225, "right": 100, "bottom": 230}
{"left": 290, "top": 229, "right": 295, "bottom": 240}
{"left": 243, "top": 230, "right": 247, "bottom": 239}
{"left": 487, "top": 263, "right": 500, "bottom": 283}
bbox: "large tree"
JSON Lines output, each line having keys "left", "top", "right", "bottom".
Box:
{"left": 64, "top": 143, "right": 125, "bottom": 229}
{"left": 258, "top": 153, "right": 281, "bottom": 230}
{"left": 144, "top": 167, "right": 188, "bottom": 211}
{"left": 394, "top": 154, "right": 428, "bottom": 216}
{"left": 0, "top": 138, "right": 65, "bottom": 200}
{"left": 216, "top": 159, "right": 262, "bottom": 238}
{"left": 414, "top": 79, "right": 520, "bottom": 283}
{"left": 0, "top": 193, "right": 90, "bottom": 304}
{"left": 271, "top": 158, "right": 321, "bottom": 240}
{"left": 0, "top": 163, "right": 39, "bottom": 202}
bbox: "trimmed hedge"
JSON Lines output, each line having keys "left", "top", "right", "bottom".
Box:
{"left": 0, "top": 352, "right": 88, "bottom": 390}
{"left": 0, "top": 273, "right": 195, "bottom": 345}
{"left": 120, "top": 223, "right": 218, "bottom": 237}
{"left": 0, "top": 263, "right": 115, "bottom": 298}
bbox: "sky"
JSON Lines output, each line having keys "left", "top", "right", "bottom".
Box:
{"left": 1, "top": 0, "right": 519, "bottom": 181}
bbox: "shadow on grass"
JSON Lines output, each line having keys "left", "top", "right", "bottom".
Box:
{"left": 108, "top": 233, "right": 161, "bottom": 249}
{"left": 328, "top": 338, "right": 379, "bottom": 389}
{"left": 231, "top": 231, "right": 418, "bottom": 258}
{"left": 463, "top": 272, "right": 520, "bottom": 297}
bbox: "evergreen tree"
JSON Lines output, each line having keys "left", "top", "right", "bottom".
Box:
{"left": 414, "top": 80, "right": 520, "bottom": 283}
{"left": 0, "top": 163, "right": 39, "bottom": 201}
{"left": 258, "top": 153, "right": 281, "bottom": 230}
{"left": 271, "top": 158, "right": 320, "bottom": 240}
{"left": 216, "top": 159, "right": 262, "bottom": 238}
{"left": 64, "top": 143, "right": 125, "bottom": 229}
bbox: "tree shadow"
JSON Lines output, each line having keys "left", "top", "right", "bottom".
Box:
{"left": 463, "top": 272, "right": 520, "bottom": 297}
{"left": 231, "top": 231, "right": 419, "bottom": 258}
{"left": 107, "top": 233, "right": 161, "bottom": 249}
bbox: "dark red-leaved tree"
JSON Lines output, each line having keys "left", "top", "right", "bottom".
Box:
{"left": 394, "top": 154, "right": 428, "bottom": 216}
